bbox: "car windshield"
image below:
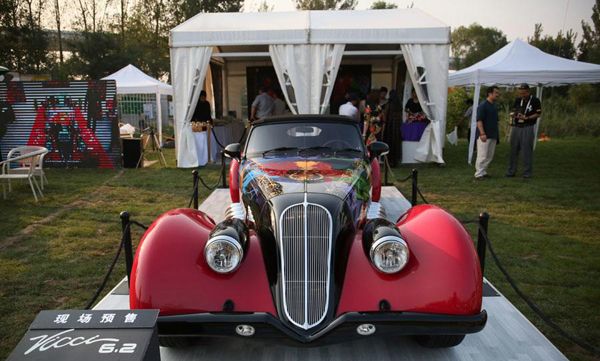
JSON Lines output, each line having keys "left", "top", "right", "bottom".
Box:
{"left": 245, "top": 122, "right": 364, "bottom": 157}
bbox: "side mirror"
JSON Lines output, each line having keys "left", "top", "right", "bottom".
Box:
{"left": 223, "top": 143, "right": 241, "bottom": 161}
{"left": 368, "top": 141, "right": 389, "bottom": 160}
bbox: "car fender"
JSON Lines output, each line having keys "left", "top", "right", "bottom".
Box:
{"left": 337, "top": 205, "right": 483, "bottom": 316}
{"left": 130, "top": 208, "right": 276, "bottom": 316}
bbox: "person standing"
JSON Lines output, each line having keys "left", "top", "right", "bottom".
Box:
{"left": 192, "top": 90, "right": 212, "bottom": 122}
{"left": 338, "top": 93, "right": 359, "bottom": 120}
{"left": 474, "top": 86, "right": 500, "bottom": 180}
{"left": 272, "top": 91, "right": 286, "bottom": 116}
{"left": 250, "top": 86, "right": 274, "bottom": 122}
{"left": 404, "top": 89, "right": 426, "bottom": 122}
{"left": 506, "top": 84, "right": 542, "bottom": 179}
{"left": 383, "top": 90, "right": 403, "bottom": 167}
{"left": 363, "top": 90, "right": 386, "bottom": 145}
{"left": 378, "top": 87, "right": 388, "bottom": 108}
{"left": 0, "top": 100, "right": 15, "bottom": 161}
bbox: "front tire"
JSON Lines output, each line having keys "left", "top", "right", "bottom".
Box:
{"left": 414, "top": 334, "right": 466, "bottom": 348}
{"left": 159, "top": 336, "right": 199, "bottom": 348}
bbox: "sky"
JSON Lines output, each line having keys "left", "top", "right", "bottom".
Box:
{"left": 243, "top": 0, "right": 597, "bottom": 43}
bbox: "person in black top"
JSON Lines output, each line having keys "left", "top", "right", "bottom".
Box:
{"left": 0, "top": 100, "right": 15, "bottom": 161}
{"left": 192, "top": 90, "right": 212, "bottom": 122}
{"left": 505, "top": 84, "right": 542, "bottom": 179}
{"left": 404, "top": 89, "right": 422, "bottom": 114}
{"left": 474, "top": 86, "right": 500, "bottom": 180}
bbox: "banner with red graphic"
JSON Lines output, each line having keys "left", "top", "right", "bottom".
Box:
{"left": 0, "top": 80, "right": 121, "bottom": 168}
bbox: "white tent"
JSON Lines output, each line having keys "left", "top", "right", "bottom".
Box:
{"left": 170, "top": 9, "right": 451, "bottom": 168}
{"left": 448, "top": 39, "right": 600, "bottom": 163}
{"left": 103, "top": 64, "right": 173, "bottom": 145}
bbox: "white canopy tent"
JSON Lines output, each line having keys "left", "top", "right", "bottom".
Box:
{"left": 448, "top": 39, "right": 600, "bottom": 164}
{"left": 170, "top": 9, "right": 451, "bottom": 168}
{"left": 103, "top": 64, "right": 173, "bottom": 145}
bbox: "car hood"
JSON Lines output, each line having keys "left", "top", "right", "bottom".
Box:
{"left": 240, "top": 155, "right": 371, "bottom": 202}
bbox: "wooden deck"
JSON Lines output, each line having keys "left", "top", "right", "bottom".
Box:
{"left": 96, "top": 187, "right": 568, "bottom": 361}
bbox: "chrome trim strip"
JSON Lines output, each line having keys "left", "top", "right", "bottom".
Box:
{"left": 278, "top": 194, "right": 333, "bottom": 330}
{"left": 226, "top": 202, "right": 245, "bottom": 220}
{"left": 366, "top": 201, "right": 386, "bottom": 219}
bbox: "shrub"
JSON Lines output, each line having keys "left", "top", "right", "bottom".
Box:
{"left": 446, "top": 87, "right": 469, "bottom": 133}
{"left": 568, "top": 84, "right": 595, "bottom": 109}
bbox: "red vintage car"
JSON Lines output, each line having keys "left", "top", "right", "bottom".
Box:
{"left": 129, "top": 116, "right": 486, "bottom": 348}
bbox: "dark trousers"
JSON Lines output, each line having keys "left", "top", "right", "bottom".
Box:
{"left": 508, "top": 126, "right": 535, "bottom": 176}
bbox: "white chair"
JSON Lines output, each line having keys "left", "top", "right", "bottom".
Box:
{"left": 6, "top": 146, "right": 49, "bottom": 190}
{"left": 1, "top": 149, "right": 46, "bottom": 202}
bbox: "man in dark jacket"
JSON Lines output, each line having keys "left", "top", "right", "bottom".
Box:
{"left": 505, "top": 84, "right": 542, "bottom": 179}
{"left": 474, "top": 86, "right": 500, "bottom": 180}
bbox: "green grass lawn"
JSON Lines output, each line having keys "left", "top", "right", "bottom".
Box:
{"left": 0, "top": 139, "right": 599, "bottom": 360}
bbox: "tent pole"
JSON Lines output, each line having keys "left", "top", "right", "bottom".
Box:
{"left": 468, "top": 84, "right": 481, "bottom": 165}
{"left": 156, "top": 92, "right": 163, "bottom": 147}
{"left": 534, "top": 85, "right": 543, "bottom": 150}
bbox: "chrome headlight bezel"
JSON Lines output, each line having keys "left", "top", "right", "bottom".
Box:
{"left": 204, "top": 235, "right": 244, "bottom": 274}
{"left": 369, "top": 235, "right": 409, "bottom": 274}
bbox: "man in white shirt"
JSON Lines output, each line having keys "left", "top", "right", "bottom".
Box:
{"left": 338, "top": 94, "right": 359, "bottom": 120}
{"left": 250, "top": 87, "right": 275, "bottom": 122}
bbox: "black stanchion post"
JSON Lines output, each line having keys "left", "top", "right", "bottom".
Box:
{"left": 411, "top": 169, "right": 418, "bottom": 207}
{"left": 477, "top": 212, "right": 490, "bottom": 276}
{"left": 383, "top": 156, "right": 389, "bottom": 186}
{"left": 120, "top": 211, "right": 133, "bottom": 288}
{"left": 221, "top": 151, "right": 227, "bottom": 189}
{"left": 192, "top": 170, "right": 199, "bottom": 209}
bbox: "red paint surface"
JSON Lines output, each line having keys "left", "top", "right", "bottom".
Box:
{"left": 130, "top": 208, "right": 276, "bottom": 316}
{"left": 337, "top": 205, "right": 483, "bottom": 316}
{"left": 229, "top": 159, "right": 240, "bottom": 203}
{"left": 371, "top": 158, "right": 381, "bottom": 202}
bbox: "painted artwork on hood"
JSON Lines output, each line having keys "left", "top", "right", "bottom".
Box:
{"left": 240, "top": 155, "right": 371, "bottom": 202}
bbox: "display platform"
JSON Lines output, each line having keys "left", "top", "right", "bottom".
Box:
{"left": 95, "top": 187, "right": 568, "bottom": 361}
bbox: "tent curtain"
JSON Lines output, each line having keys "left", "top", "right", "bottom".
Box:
{"left": 401, "top": 44, "right": 449, "bottom": 164}
{"left": 171, "top": 46, "right": 213, "bottom": 168}
{"left": 317, "top": 44, "right": 345, "bottom": 114}
{"left": 402, "top": 71, "right": 412, "bottom": 122}
{"left": 269, "top": 44, "right": 345, "bottom": 114}
{"left": 468, "top": 84, "right": 481, "bottom": 164}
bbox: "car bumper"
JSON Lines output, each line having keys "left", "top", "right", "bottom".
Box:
{"left": 157, "top": 310, "right": 487, "bottom": 345}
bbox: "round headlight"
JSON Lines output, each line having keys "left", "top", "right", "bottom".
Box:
{"left": 370, "top": 236, "right": 409, "bottom": 274}
{"left": 204, "top": 236, "right": 243, "bottom": 274}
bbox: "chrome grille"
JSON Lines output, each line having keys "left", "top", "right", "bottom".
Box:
{"left": 279, "top": 199, "right": 332, "bottom": 330}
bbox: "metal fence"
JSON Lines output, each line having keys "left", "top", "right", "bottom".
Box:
{"left": 116, "top": 93, "right": 172, "bottom": 143}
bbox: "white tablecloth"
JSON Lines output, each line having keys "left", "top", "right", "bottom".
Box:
{"left": 192, "top": 122, "right": 246, "bottom": 166}
{"left": 193, "top": 132, "right": 209, "bottom": 166}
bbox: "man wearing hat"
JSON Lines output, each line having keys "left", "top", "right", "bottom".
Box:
{"left": 506, "top": 84, "right": 542, "bottom": 179}
{"left": 339, "top": 93, "right": 360, "bottom": 120}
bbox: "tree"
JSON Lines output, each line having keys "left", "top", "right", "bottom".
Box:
{"left": 124, "top": 0, "right": 170, "bottom": 78}
{"left": 0, "top": 0, "right": 50, "bottom": 74}
{"left": 66, "top": 31, "right": 141, "bottom": 79}
{"left": 294, "top": 0, "right": 356, "bottom": 11}
{"left": 528, "top": 24, "right": 577, "bottom": 60}
{"left": 451, "top": 23, "right": 508, "bottom": 70}
{"left": 370, "top": 1, "right": 397, "bottom": 9}
{"left": 73, "top": 0, "right": 107, "bottom": 33}
{"left": 257, "top": 0, "right": 273, "bottom": 12}
{"left": 167, "top": 0, "right": 243, "bottom": 25}
{"left": 53, "top": 0, "right": 63, "bottom": 65}
{"left": 579, "top": 0, "right": 600, "bottom": 64}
